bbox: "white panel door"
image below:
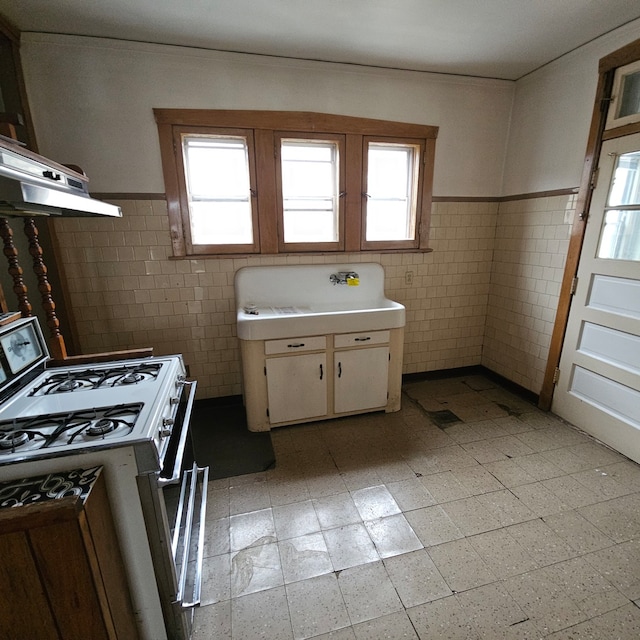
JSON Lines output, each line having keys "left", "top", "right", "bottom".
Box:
{"left": 553, "top": 132, "right": 640, "bottom": 463}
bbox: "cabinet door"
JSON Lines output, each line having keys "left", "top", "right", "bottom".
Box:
{"left": 334, "top": 347, "right": 389, "bottom": 414}
{"left": 0, "top": 531, "right": 59, "bottom": 640}
{"left": 266, "top": 353, "right": 327, "bottom": 423}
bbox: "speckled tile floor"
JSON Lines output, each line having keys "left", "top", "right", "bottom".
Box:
{"left": 193, "top": 374, "right": 640, "bottom": 639}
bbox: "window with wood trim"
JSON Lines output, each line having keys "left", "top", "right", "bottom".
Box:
{"left": 155, "top": 110, "right": 437, "bottom": 256}
{"left": 275, "top": 133, "right": 345, "bottom": 252}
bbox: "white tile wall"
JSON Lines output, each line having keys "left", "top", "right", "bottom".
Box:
{"left": 483, "top": 195, "right": 576, "bottom": 392}
{"left": 51, "top": 195, "right": 573, "bottom": 399}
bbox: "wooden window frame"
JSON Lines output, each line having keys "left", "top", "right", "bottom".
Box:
{"left": 154, "top": 110, "right": 438, "bottom": 257}
{"left": 175, "top": 126, "right": 260, "bottom": 255}
{"left": 361, "top": 136, "right": 427, "bottom": 251}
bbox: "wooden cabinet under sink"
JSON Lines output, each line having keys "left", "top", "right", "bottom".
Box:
{"left": 240, "top": 327, "right": 404, "bottom": 431}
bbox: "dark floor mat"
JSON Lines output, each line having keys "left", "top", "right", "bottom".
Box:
{"left": 187, "top": 400, "right": 275, "bottom": 480}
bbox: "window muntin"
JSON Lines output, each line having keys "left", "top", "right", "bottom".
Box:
{"left": 183, "top": 135, "right": 254, "bottom": 245}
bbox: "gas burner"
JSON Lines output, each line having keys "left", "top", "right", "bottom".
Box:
{"left": 0, "top": 430, "right": 29, "bottom": 450}
{"left": 105, "top": 365, "right": 161, "bottom": 388}
{"left": 57, "top": 379, "right": 83, "bottom": 392}
{"left": 86, "top": 418, "right": 117, "bottom": 437}
{"left": 121, "top": 372, "right": 144, "bottom": 385}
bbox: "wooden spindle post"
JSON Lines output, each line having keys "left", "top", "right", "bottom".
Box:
{"left": 23, "top": 217, "right": 67, "bottom": 360}
{"left": 0, "top": 216, "right": 32, "bottom": 317}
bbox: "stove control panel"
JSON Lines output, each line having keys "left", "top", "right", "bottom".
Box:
{"left": 0, "top": 317, "right": 49, "bottom": 401}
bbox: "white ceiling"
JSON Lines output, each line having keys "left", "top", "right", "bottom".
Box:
{"left": 1, "top": 0, "right": 640, "bottom": 80}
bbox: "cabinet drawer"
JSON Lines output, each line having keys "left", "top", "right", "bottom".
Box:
{"left": 265, "top": 336, "right": 326, "bottom": 355}
{"left": 334, "top": 330, "right": 390, "bottom": 348}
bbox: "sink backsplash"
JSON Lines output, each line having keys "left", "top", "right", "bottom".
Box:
{"left": 234, "top": 263, "right": 388, "bottom": 308}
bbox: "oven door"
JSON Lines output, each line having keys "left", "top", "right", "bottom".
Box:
{"left": 137, "top": 380, "right": 209, "bottom": 640}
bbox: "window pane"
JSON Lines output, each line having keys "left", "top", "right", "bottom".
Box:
{"left": 599, "top": 150, "right": 640, "bottom": 261}
{"left": 182, "top": 135, "right": 253, "bottom": 245}
{"left": 283, "top": 209, "right": 337, "bottom": 243}
{"left": 281, "top": 139, "right": 339, "bottom": 243}
{"left": 281, "top": 144, "right": 333, "bottom": 162}
{"left": 368, "top": 147, "right": 411, "bottom": 198}
{"left": 366, "top": 143, "right": 418, "bottom": 241}
{"left": 190, "top": 201, "right": 253, "bottom": 245}
{"left": 597, "top": 209, "right": 640, "bottom": 261}
{"left": 366, "top": 200, "right": 412, "bottom": 240}
{"left": 618, "top": 71, "right": 640, "bottom": 119}
{"left": 608, "top": 151, "right": 640, "bottom": 207}
{"left": 283, "top": 163, "right": 334, "bottom": 198}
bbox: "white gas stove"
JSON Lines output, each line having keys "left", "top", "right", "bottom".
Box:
{"left": 0, "top": 316, "right": 207, "bottom": 640}
{"left": 0, "top": 351, "right": 186, "bottom": 469}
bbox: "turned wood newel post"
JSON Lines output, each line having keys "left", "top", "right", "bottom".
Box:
{"left": 23, "top": 217, "right": 67, "bottom": 360}
{"left": 0, "top": 216, "right": 32, "bottom": 317}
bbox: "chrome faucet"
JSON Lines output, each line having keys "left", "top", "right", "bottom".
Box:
{"left": 329, "top": 271, "right": 359, "bottom": 285}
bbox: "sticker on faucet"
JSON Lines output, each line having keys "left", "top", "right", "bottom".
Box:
{"left": 347, "top": 278, "right": 360, "bottom": 286}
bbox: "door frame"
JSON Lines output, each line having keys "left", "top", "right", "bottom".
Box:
{"left": 539, "top": 36, "right": 640, "bottom": 410}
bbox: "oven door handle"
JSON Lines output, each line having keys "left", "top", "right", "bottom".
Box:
{"left": 174, "top": 463, "right": 209, "bottom": 609}
{"left": 158, "top": 379, "right": 197, "bottom": 487}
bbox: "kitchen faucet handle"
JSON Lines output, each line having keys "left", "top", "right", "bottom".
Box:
{"left": 329, "top": 271, "right": 360, "bottom": 285}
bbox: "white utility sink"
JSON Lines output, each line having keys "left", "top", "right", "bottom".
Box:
{"left": 235, "top": 263, "right": 405, "bottom": 340}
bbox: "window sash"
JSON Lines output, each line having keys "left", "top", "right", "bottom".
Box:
{"left": 275, "top": 133, "right": 346, "bottom": 252}
{"left": 361, "top": 138, "right": 424, "bottom": 250}
{"left": 175, "top": 128, "right": 260, "bottom": 255}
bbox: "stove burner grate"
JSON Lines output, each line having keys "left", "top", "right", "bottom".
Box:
{"left": 0, "top": 430, "right": 30, "bottom": 450}
{"left": 0, "top": 403, "right": 144, "bottom": 453}
{"left": 104, "top": 365, "right": 160, "bottom": 388}
{"left": 28, "top": 363, "right": 162, "bottom": 396}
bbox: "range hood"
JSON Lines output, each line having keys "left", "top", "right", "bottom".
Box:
{"left": 0, "top": 137, "right": 122, "bottom": 218}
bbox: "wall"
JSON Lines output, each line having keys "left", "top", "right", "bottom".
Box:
{"left": 483, "top": 194, "right": 576, "bottom": 392}
{"left": 53, "top": 199, "right": 497, "bottom": 398}
{"left": 18, "top": 33, "right": 509, "bottom": 398}
{"left": 483, "top": 19, "right": 640, "bottom": 392}
{"left": 16, "top": 24, "right": 640, "bottom": 399}
{"left": 502, "top": 17, "right": 640, "bottom": 196}
{"left": 20, "top": 34, "right": 512, "bottom": 198}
